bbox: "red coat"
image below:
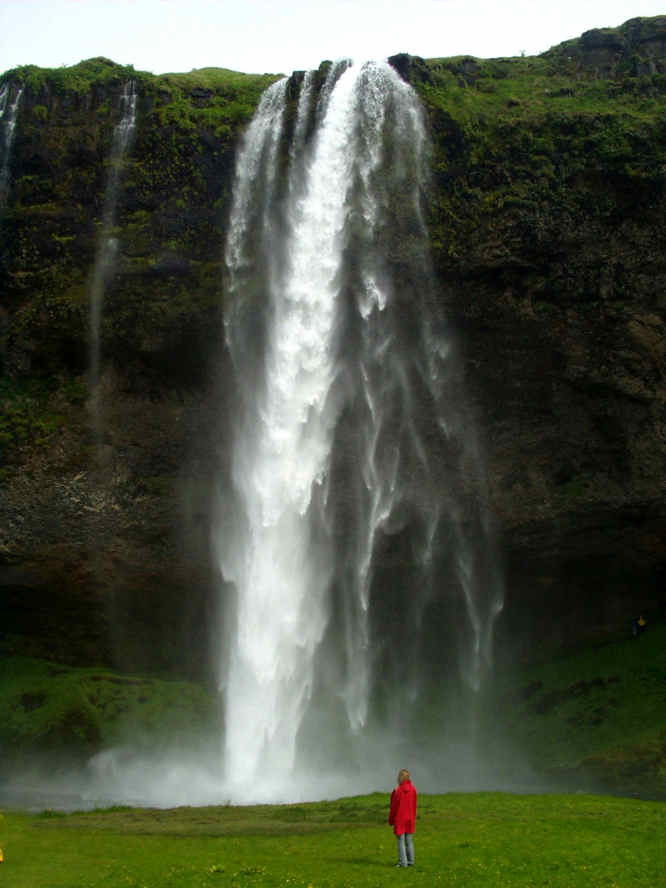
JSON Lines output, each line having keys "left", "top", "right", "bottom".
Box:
{"left": 388, "top": 780, "right": 417, "bottom": 835}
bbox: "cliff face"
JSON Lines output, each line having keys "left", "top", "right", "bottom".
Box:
{"left": 404, "top": 17, "right": 666, "bottom": 657}
{"left": 0, "top": 59, "right": 278, "bottom": 676}
{"left": 1, "top": 20, "right": 665, "bottom": 676}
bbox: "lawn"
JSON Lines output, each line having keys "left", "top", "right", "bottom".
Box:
{"left": 1, "top": 792, "right": 664, "bottom": 887}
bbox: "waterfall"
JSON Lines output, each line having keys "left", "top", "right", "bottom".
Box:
{"left": 88, "top": 81, "right": 137, "bottom": 437}
{"left": 220, "top": 63, "right": 353, "bottom": 788}
{"left": 217, "top": 60, "right": 503, "bottom": 798}
{"left": 0, "top": 84, "right": 23, "bottom": 209}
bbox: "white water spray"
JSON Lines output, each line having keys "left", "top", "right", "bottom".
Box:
{"left": 218, "top": 60, "right": 504, "bottom": 799}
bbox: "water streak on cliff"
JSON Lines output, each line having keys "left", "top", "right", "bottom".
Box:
{"left": 88, "top": 81, "right": 138, "bottom": 441}
{"left": 0, "top": 84, "right": 23, "bottom": 209}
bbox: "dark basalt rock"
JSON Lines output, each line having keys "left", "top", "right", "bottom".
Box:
{"left": 388, "top": 53, "right": 432, "bottom": 85}
{"left": 544, "top": 15, "right": 666, "bottom": 76}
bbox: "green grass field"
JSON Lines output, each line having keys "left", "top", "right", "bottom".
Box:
{"left": 1, "top": 792, "right": 664, "bottom": 888}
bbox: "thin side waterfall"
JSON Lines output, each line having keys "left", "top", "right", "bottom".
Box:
{"left": 88, "top": 81, "right": 137, "bottom": 441}
{"left": 0, "top": 84, "right": 23, "bottom": 209}
{"left": 217, "top": 60, "right": 504, "bottom": 800}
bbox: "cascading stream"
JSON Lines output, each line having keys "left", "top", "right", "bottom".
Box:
{"left": 0, "top": 84, "right": 23, "bottom": 209}
{"left": 88, "top": 81, "right": 137, "bottom": 441}
{"left": 218, "top": 60, "right": 504, "bottom": 798}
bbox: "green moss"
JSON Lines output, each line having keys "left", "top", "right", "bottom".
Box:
{"left": 3, "top": 57, "right": 141, "bottom": 95}
{"left": 411, "top": 39, "right": 666, "bottom": 296}
{"left": 490, "top": 621, "right": 666, "bottom": 795}
{"left": 0, "top": 656, "right": 217, "bottom": 768}
{"left": 0, "top": 378, "right": 71, "bottom": 466}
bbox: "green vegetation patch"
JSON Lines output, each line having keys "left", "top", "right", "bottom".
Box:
{"left": 493, "top": 621, "right": 666, "bottom": 796}
{"left": 0, "top": 792, "right": 664, "bottom": 887}
{"left": 408, "top": 42, "right": 666, "bottom": 286}
{"left": 0, "top": 656, "right": 216, "bottom": 767}
{"left": 0, "top": 377, "right": 85, "bottom": 471}
{"left": 2, "top": 57, "right": 141, "bottom": 95}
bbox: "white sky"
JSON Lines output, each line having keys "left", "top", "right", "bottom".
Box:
{"left": 1, "top": 0, "right": 664, "bottom": 76}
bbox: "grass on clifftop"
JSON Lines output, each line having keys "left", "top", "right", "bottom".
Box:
{"left": 0, "top": 792, "right": 664, "bottom": 887}
{"left": 2, "top": 56, "right": 279, "bottom": 96}
{"left": 418, "top": 51, "right": 666, "bottom": 127}
{"left": 1, "top": 56, "right": 280, "bottom": 140}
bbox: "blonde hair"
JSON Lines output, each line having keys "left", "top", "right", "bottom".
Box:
{"left": 397, "top": 768, "right": 410, "bottom": 784}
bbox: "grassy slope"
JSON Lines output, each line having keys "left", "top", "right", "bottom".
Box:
{"left": 1, "top": 57, "right": 280, "bottom": 147}
{"left": 2, "top": 626, "right": 663, "bottom": 795}
{"left": 0, "top": 656, "right": 217, "bottom": 769}
{"left": 492, "top": 621, "right": 666, "bottom": 795}
{"left": 0, "top": 792, "right": 664, "bottom": 887}
{"left": 413, "top": 47, "right": 666, "bottom": 268}
{"left": 2, "top": 56, "right": 279, "bottom": 96}
{"left": 421, "top": 53, "right": 666, "bottom": 122}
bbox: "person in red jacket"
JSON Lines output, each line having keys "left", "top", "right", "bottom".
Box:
{"left": 388, "top": 768, "right": 417, "bottom": 867}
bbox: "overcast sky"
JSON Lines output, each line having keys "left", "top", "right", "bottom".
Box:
{"left": 1, "top": 0, "right": 664, "bottom": 76}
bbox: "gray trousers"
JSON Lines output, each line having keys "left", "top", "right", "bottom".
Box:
{"left": 396, "top": 832, "right": 414, "bottom": 866}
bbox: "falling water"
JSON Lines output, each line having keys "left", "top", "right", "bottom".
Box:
{"left": 220, "top": 62, "right": 353, "bottom": 789}
{"left": 0, "top": 84, "right": 23, "bottom": 209}
{"left": 218, "top": 60, "right": 503, "bottom": 798}
{"left": 88, "top": 81, "right": 137, "bottom": 438}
